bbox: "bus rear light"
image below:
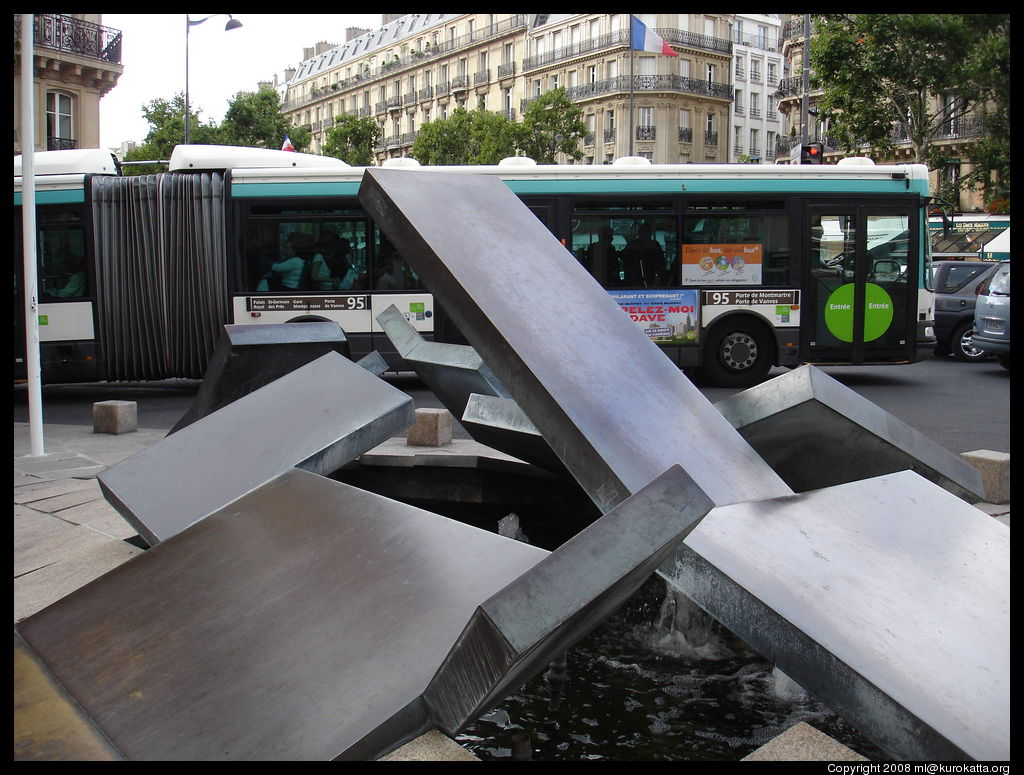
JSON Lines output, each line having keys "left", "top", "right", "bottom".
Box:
{"left": 251, "top": 312, "right": 261, "bottom": 317}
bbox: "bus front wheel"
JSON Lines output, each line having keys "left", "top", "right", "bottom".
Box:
{"left": 700, "top": 322, "right": 774, "bottom": 388}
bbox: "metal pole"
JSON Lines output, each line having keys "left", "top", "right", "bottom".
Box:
{"left": 184, "top": 15, "right": 191, "bottom": 144}
{"left": 20, "top": 13, "right": 44, "bottom": 456}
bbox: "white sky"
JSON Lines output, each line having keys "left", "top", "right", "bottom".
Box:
{"left": 98, "top": 13, "right": 384, "bottom": 150}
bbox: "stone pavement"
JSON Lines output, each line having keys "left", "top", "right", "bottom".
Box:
{"left": 13, "top": 417, "right": 1009, "bottom": 761}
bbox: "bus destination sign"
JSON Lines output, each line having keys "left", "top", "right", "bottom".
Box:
{"left": 702, "top": 289, "right": 799, "bottom": 307}
{"left": 246, "top": 295, "right": 369, "bottom": 312}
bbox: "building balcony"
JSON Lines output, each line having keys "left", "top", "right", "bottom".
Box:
{"left": 523, "top": 27, "right": 731, "bottom": 72}
{"left": 418, "top": 86, "right": 434, "bottom": 101}
{"left": 564, "top": 74, "right": 733, "bottom": 103}
{"left": 604, "top": 128, "right": 616, "bottom": 143}
{"left": 450, "top": 75, "right": 469, "bottom": 91}
{"left": 47, "top": 136, "right": 77, "bottom": 151}
{"left": 636, "top": 125, "right": 656, "bottom": 141}
{"left": 678, "top": 127, "right": 693, "bottom": 143}
{"left": 705, "top": 131, "right": 719, "bottom": 146}
{"left": 497, "top": 62, "right": 516, "bottom": 78}
{"left": 733, "top": 30, "right": 778, "bottom": 52}
{"left": 18, "top": 14, "right": 123, "bottom": 64}
{"left": 473, "top": 69, "right": 490, "bottom": 85}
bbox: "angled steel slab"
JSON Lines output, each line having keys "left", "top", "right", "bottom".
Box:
{"left": 99, "top": 352, "right": 413, "bottom": 546}
{"left": 356, "top": 349, "right": 390, "bottom": 377}
{"left": 714, "top": 365, "right": 986, "bottom": 502}
{"left": 360, "top": 169, "right": 791, "bottom": 512}
{"left": 170, "top": 322, "right": 351, "bottom": 433}
{"left": 460, "top": 393, "right": 569, "bottom": 475}
{"left": 16, "top": 468, "right": 548, "bottom": 761}
{"left": 359, "top": 168, "right": 1008, "bottom": 761}
{"left": 425, "top": 463, "right": 713, "bottom": 733}
{"left": 660, "top": 471, "right": 1009, "bottom": 761}
{"left": 376, "top": 304, "right": 511, "bottom": 420}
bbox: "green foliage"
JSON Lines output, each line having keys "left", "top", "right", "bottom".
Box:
{"left": 956, "top": 15, "right": 1010, "bottom": 207}
{"left": 221, "top": 89, "right": 292, "bottom": 149}
{"left": 120, "top": 89, "right": 313, "bottom": 174}
{"left": 121, "top": 93, "right": 223, "bottom": 175}
{"left": 810, "top": 14, "right": 1010, "bottom": 204}
{"left": 322, "top": 115, "right": 380, "bottom": 165}
{"left": 517, "top": 87, "right": 587, "bottom": 164}
{"left": 410, "top": 106, "right": 519, "bottom": 165}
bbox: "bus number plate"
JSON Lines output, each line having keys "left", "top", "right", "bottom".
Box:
{"left": 246, "top": 295, "right": 369, "bottom": 312}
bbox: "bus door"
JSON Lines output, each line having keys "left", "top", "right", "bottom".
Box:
{"left": 803, "top": 205, "right": 918, "bottom": 364}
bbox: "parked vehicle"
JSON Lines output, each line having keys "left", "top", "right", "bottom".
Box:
{"left": 931, "top": 260, "right": 998, "bottom": 361}
{"left": 972, "top": 261, "right": 1010, "bottom": 369}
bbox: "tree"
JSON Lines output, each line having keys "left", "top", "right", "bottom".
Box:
{"left": 810, "top": 14, "right": 1009, "bottom": 204}
{"left": 121, "top": 93, "right": 223, "bottom": 175}
{"left": 956, "top": 15, "right": 1010, "bottom": 209}
{"left": 516, "top": 87, "right": 587, "bottom": 164}
{"left": 221, "top": 89, "right": 299, "bottom": 150}
{"left": 322, "top": 114, "right": 380, "bottom": 165}
{"left": 410, "top": 106, "right": 519, "bottom": 165}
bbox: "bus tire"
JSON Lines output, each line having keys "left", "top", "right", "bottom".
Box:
{"left": 700, "top": 319, "right": 774, "bottom": 388}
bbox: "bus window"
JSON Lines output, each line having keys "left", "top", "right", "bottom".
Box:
{"left": 571, "top": 214, "right": 676, "bottom": 288}
{"left": 246, "top": 219, "right": 372, "bottom": 292}
{"left": 682, "top": 212, "right": 790, "bottom": 285}
{"left": 372, "top": 228, "right": 423, "bottom": 292}
{"left": 37, "top": 216, "right": 88, "bottom": 300}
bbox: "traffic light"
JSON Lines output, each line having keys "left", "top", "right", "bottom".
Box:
{"left": 800, "top": 142, "right": 824, "bottom": 164}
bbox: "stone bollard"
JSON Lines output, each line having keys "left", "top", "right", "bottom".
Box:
{"left": 960, "top": 450, "right": 1010, "bottom": 505}
{"left": 93, "top": 400, "right": 138, "bottom": 435}
{"left": 407, "top": 407, "right": 452, "bottom": 447}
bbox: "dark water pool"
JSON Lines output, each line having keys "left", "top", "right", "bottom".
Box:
{"left": 457, "top": 575, "right": 885, "bottom": 762}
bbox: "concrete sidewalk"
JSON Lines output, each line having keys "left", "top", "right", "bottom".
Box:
{"left": 13, "top": 418, "right": 1010, "bottom": 761}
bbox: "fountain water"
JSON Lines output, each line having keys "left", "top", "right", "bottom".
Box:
{"left": 458, "top": 575, "right": 885, "bottom": 761}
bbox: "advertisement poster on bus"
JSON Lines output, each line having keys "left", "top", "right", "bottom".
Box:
{"left": 608, "top": 289, "right": 699, "bottom": 345}
{"left": 681, "top": 243, "right": 763, "bottom": 285}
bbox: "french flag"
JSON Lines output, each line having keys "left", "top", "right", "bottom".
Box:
{"left": 281, "top": 135, "right": 295, "bottom": 152}
{"left": 630, "top": 16, "right": 677, "bottom": 56}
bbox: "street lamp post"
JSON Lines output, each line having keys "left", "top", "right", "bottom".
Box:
{"left": 185, "top": 13, "right": 242, "bottom": 145}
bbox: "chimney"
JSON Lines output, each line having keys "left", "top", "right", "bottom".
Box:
{"left": 284, "top": 67, "right": 296, "bottom": 82}
{"left": 315, "top": 41, "right": 337, "bottom": 55}
{"left": 303, "top": 46, "right": 315, "bottom": 60}
{"left": 345, "top": 27, "right": 370, "bottom": 42}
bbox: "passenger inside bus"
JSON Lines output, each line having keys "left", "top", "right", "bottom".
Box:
{"left": 622, "top": 223, "right": 666, "bottom": 287}
{"left": 44, "top": 250, "right": 87, "bottom": 299}
{"left": 584, "top": 226, "right": 620, "bottom": 287}
{"left": 267, "top": 232, "right": 313, "bottom": 291}
{"left": 311, "top": 231, "right": 353, "bottom": 291}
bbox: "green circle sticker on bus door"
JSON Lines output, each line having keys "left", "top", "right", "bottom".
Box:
{"left": 824, "top": 282, "right": 894, "bottom": 342}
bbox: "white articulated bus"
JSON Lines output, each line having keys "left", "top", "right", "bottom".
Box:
{"left": 16, "top": 146, "right": 936, "bottom": 387}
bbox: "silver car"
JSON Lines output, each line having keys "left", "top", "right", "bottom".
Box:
{"left": 972, "top": 261, "right": 1010, "bottom": 369}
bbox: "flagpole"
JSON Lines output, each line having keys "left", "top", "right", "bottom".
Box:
{"left": 629, "top": 16, "right": 635, "bottom": 157}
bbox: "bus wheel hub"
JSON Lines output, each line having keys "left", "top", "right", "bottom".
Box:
{"left": 721, "top": 333, "right": 756, "bottom": 370}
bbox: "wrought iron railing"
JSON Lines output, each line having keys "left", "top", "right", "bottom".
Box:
{"left": 47, "top": 136, "right": 77, "bottom": 151}
{"left": 636, "top": 125, "right": 656, "bottom": 141}
{"left": 523, "top": 27, "right": 731, "bottom": 71}
{"left": 678, "top": 127, "right": 693, "bottom": 143}
{"left": 16, "top": 14, "right": 123, "bottom": 64}
{"left": 564, "top": 74, "right": 733, "bottom": 103}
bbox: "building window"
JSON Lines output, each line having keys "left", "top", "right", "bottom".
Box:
{"left": 46, "top": 92, "right": 74, "bottom": 150}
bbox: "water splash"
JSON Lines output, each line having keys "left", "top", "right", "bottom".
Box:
{"left": 458, "top": 575, "right": 885, "bottom": 760}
